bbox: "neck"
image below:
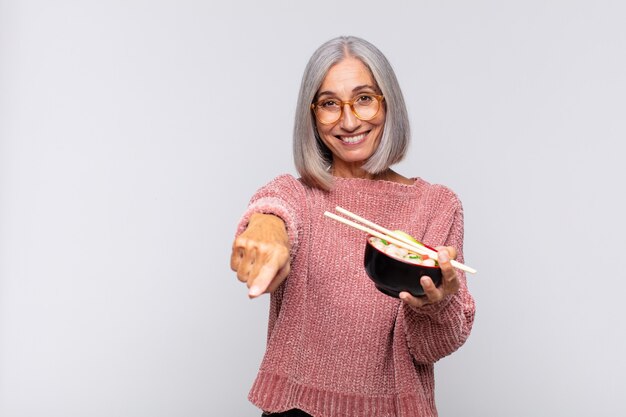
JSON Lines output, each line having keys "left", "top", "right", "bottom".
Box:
{"left": 331, "top": 164, "right": 392, "bottom": 180}
{"left": 330, "top": 164, "right": 413, "bottom": 185}
{"left": 330, "top": 161, "right": 375, "bottom": 178}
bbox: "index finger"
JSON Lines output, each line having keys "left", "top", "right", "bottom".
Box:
{"left": 435, "top": 246, "right": 457, "bottom": 260}
{"left": 437, "top": 249, "right": 460, "bottom": 295}
{"left": 247, "top": 262, "right": 281, "bottom": 298}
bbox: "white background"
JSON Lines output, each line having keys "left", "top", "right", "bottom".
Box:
{"left": 1, "top": 1, "right": 625, "bottom": 416}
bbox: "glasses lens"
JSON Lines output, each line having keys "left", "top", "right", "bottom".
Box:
{"left": 353, "top": 95, "right": 380, "bottom": 121}
{"left": 315, "top": 101, "right": 341, "bottom": 124}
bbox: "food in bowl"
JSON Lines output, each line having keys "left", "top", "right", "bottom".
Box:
{"left": 367, "top": 236, "right": 438, "bottom": 267}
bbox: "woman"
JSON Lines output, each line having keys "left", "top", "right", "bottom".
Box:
{"left": 230, "top": 36, "right": 475, "bottom": 417}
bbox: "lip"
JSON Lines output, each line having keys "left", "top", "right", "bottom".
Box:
{"left": 336, "top": 131, "right": 369, "bottom": 145}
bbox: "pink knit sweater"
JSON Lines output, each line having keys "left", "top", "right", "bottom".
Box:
{"left": 237, "top": 174, "right": 475, "bottom": 417}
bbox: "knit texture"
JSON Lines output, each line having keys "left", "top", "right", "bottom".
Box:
{"left": 237, "top": 174, "right": 475, "bottom": 417}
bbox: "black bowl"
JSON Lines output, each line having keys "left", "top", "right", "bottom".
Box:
{"left": 363, "top": 236, "right": 443, "bottom": 298}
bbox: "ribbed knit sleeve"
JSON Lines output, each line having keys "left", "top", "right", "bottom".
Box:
{"left": 236, "top": 174, "right": 307, "bottom": 255}
{"left": 399, "top": 186, "right": 476, "bottom": 364}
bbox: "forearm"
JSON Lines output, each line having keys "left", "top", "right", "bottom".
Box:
{"left": 402, "top": 192, "right": 475, "bottom": 363}
{"left": 402, "top": 286, "right": 475, "bottom": 364}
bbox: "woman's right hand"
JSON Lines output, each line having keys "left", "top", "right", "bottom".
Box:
{"left": 230, "top": 213, "right": 291, "bottom": 298}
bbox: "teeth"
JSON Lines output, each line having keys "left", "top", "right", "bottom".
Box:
{"left": 340, "top": 133, "right": 366, "bottom": 144}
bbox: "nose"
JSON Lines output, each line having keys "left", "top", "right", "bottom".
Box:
{"left": 339, "top": 103, "right": 359, "bottom": 131}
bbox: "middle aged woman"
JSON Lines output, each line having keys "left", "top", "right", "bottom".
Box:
{"left": 230, "top": 35, "right": 476, "bottom": 417}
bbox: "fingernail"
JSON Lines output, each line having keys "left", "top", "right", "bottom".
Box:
{"left": 438, "top": 251, "right": 449, "bottom": 262}
{"left": 249, "top": 286, "right": 261, "bottom": 297}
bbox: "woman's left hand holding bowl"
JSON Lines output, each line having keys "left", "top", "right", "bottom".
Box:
{"left": 399, "top": 247, "right": 460, "bottom": 308}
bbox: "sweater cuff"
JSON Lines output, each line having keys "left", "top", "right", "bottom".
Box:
{"left": 403, "top": 292, "right": 459, "bottom": 322}
{"left": 236, "top": 196, "right": 298, "bottom": 251}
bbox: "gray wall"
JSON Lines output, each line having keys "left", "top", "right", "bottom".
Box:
{"left": 1, "top": 1, "right": 624, "bottom": 416}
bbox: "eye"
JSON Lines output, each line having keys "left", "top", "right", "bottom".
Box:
{"left": 319, "top": 99, "right": 340, "bottom": 109}
{"left": 355, "top": 94, "right": 375, "bottom": 105}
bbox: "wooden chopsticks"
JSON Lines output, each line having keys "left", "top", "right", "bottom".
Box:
{"left": 323, "top": 206, "right": 477, "bottom": 274}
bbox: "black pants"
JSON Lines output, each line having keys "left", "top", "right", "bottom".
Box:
{"left": 262, "top": 409, "right": 313, "bottom": 417}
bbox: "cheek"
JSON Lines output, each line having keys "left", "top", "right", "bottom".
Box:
{"left": 371, "top": 117, "right": 386, "bottom": 135}
{"left": 315, "top": 121, "right": 329, "bottom": 137}
{"left": 376, "top": 109, "right": 387, "bottom": 126}
{"left": 317, "top": 125, "right": 335, "bottom": 142}
{"left": 373, "top": 117, "right": 384, "bottom": 129}
{"left": 316, "top": 129, "right": 335, "bottom": 149}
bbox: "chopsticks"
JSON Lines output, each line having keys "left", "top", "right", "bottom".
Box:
{"left": 323, "top": 206, "right": 477, "bottom": 274}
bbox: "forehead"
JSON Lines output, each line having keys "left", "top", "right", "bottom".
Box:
{"left": 318, "top": 57, "right": 376, "bottom": 93}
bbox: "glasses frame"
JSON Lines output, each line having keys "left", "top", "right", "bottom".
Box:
{"left": 311, "top": 94, "right": 385, "bottom": 125}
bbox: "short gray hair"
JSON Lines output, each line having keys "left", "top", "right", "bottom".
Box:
{"left": 293, "top": 36, "right": 410, "bottom": 190}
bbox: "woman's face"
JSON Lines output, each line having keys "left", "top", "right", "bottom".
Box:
{"left": 314, "top": 57, "right": 386, "bottom": 175}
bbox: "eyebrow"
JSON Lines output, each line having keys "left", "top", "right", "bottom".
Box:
{"left": 316, "top": 84, "right": 379, "bottom": 98}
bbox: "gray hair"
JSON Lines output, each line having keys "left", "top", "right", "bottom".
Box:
{"left": 293, "top": 36, "right": 411, "bottom": 190}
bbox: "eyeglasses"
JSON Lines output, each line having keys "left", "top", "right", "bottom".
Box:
{"left": 311, "top": 94, "right": 384, "bottom": 125}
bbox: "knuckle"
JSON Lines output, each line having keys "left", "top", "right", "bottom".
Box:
{"left": 277, "top": 243, "right": 290, "bottom": 255}
{"left": 236, "top": 235, "right": 260, "bottom": 251}
{"left": 236, "top": 271, "right": 247, "bottom": 283}
{"left": 233, "top": 235, "right": 247, "bottom": 247}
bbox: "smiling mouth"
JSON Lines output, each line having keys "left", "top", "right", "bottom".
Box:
{"left": 338, "top": 132, "right": 368, "bottom": 144}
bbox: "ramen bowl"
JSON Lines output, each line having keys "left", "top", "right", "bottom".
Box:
{"left": 363, "top": 235, "right": 443, "bottom": 298}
